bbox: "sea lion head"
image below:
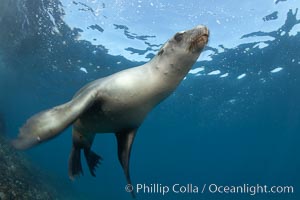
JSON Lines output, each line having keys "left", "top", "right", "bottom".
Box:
{"left": 157, "top": 25, "right": 209, "bottom": 57}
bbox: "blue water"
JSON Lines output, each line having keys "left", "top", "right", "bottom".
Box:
{"left": 0, "top": 0, "right": 299, "bottom": 199}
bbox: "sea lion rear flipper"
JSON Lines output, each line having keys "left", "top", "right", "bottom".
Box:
{"left": 115, "top": 128, "right": 138, "bottom": 198}
{"left": 12, "top": 89, "right": 97, "bottom": 150}
{"left": 68, "top": 145, "right": 83, "bottom": 180}
{"left": 84, "top": 148, "right": 102, "bottom": 177}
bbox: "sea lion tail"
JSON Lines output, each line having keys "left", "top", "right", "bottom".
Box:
{"left": 12, "top": 89, "right": 97, "bottom": 150}
{"left": 84, "top": 148, "right": 102, "bottom": 177}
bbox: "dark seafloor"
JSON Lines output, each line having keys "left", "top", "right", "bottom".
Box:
{"left": 0, "top": 133, "right": 81, "bottom": 200}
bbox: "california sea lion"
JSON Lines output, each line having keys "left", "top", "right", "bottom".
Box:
{"left": 12, "top": 25, "right": 209, "bottom": 196}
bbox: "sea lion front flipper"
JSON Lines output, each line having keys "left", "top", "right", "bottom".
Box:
{"left": 115, "top": 128, "right": 138, "bottom": 198}
{"left": 12, "top": 89, "right": 97, "bottom": 150}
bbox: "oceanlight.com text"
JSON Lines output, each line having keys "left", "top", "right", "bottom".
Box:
{"left": 125, "top": 183, "right": 294, "bottom": 196}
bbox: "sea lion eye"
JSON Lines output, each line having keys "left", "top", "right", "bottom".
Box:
{"left": 174, "top": 32, "right": 184, "bottom": 42}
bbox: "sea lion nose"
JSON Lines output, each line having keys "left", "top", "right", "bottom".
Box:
{"left": 204, "top": 28, "right": 209, "bottom": 37}
{"left": 195, "top": 25, "right": 209, "bottom": 37}
{"left": 195, "top": 25, "right": 206, "bottom": 29}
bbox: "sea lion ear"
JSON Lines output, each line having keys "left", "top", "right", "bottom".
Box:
{"left": 158, "top": 48, "right": 164, "bottom": 56}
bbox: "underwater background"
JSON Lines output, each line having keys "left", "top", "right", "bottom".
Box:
{"left": 0, "top": 0, "right": 299, "bottom": 199}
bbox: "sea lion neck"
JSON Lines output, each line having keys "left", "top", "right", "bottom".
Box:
{"left": 146, "top": 53, "right": 197, "bottom": 82}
